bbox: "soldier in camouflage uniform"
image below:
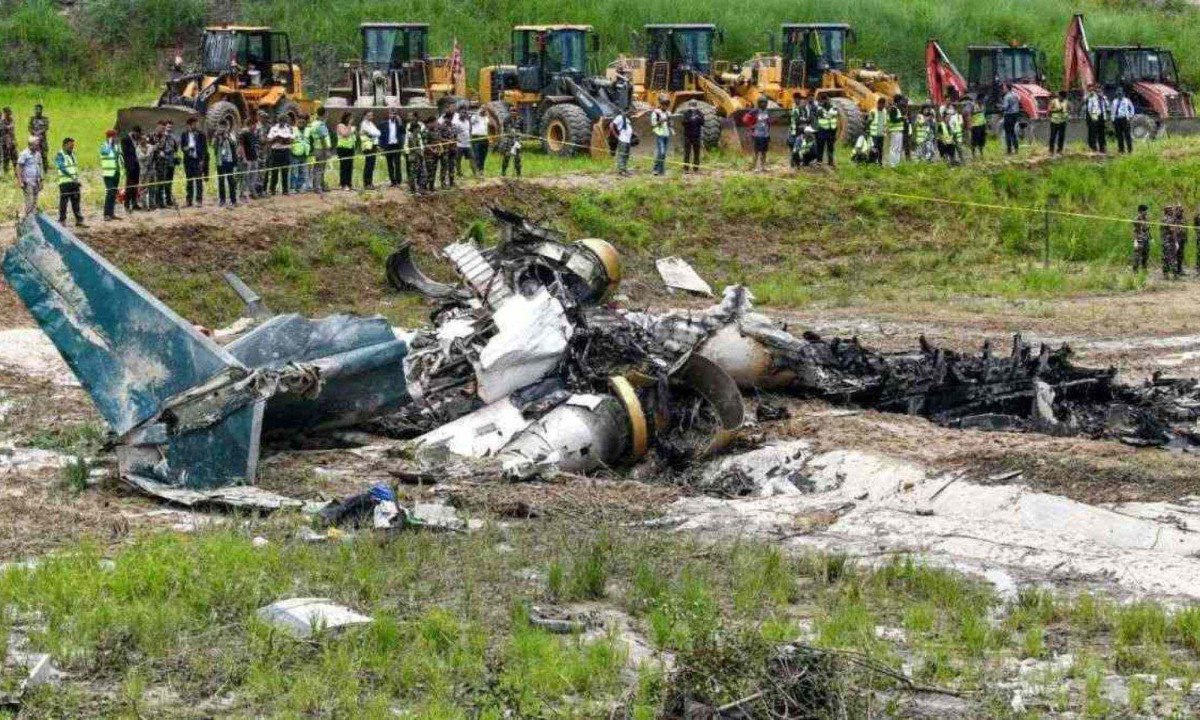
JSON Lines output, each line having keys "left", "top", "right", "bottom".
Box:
{"left": 28, "top": 105, "right": 49, "bottom": 172}
{"left": 1194, "top": 209, "right": 1200, "bottom": 273}
{"left": 0, "top": 107, "right": 16, "bottom": 177}
{"left": 1133, "top": 205, "right": 1150, "bottom": 271}
{"left": 1162, "top": 205, "right": 1183, "bottom": 279}
{"left": 1177, "top": 205, "right": 1189, "bottom": 276}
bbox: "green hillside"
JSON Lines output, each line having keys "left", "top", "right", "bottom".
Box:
{"left": 4, "top": 0, "right": 1200, "bottom": 96}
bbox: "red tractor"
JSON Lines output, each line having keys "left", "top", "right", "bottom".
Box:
{"left": 1064, "top": 14, "right": 1195, "bottom": 139}
{"left": 926, "top": 39, "right": 1051, "bottom": 134}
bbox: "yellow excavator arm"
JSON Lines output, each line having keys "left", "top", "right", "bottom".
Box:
{"left": 693, "top": 70, "right": 747, "bottom": 116}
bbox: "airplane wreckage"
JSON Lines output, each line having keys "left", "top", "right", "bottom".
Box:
{"left": 6, "top": 210, "right": 1200, "bottom": 505}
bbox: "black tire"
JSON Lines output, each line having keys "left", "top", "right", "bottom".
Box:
{"left": 1131, "top": 114, "right": 1158, "bottom": 141}
{"left": 831, "top": 98, "right": 863, "bottom": 145}
{"left": 206, "top": 100, "right": 241, "bottom": 135}
{"left": 540, "top": 103, "right": 592, "bottom": 156}
{"left": 690, "top": 101, "right": 722, "bottom": 150}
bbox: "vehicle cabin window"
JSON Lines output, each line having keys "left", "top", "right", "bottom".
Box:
{"left": 545, "top": 31, "right": 585, "bottom": 74}
{"left": 672, "top": 31, "right": 712, "bottom": 72}
{"left": 364, "top": 28, "right": 401, "bottom": 66}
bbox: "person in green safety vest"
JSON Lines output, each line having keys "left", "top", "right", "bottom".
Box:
{"left": 851, "top": 132, "right": 875, "bottom": 164}
{"left": 1048, "top": 90, "right": 1069, "bottom": 155}
{"left": 307, "top": 108, "right": 332, "bottom": 194}
{"left": 947, "top": 106, "right": 964, "bottom": 164}
{"left": 965, "top": 93, "right": 987, "bottom": 160}
{"left": 816, "top": 97, "right": 838, "bottom": 167}
{"left": 913, "top": 107, "right": 936, "bottom": 162}
{"left": 335, "top": 112, "right": 356, "bottom": 191}
{"left": 359, "top": 110, "right": 381, "bottom": 190}
{"left": 55, "top": 137, "right": 85, "bottom": 226}
{"left": 99, "top": 129, "right": 123, "bottom": 221}
{"left": 290, "top": 115, "right": 311, "bottom": 192}
{"left": 869, "top": 97, "right": 887, "bottom": 166}
{"left": 885, "top": 95, "right": 906, "bottom": 167}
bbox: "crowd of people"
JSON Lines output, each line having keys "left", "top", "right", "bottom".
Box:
{"left": 1132, "top": 204, "right": 1200, "bottom": 278}
{"left": 1, "top": 102, "right": 525, "bottom": 225}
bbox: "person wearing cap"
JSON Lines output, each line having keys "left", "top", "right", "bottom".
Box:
{"left": 610, "top": 108, "right": 634, "bottom": 177}
{"left": 180, "top": 116, "right": 208, "bottom": 207}
{"left": 156, "top": 120, "right": 180, "bottom": 209}
{"left": 680, "top": 100, "right": 705, "bottom": 173}
{"left": 793, "top": 126, "right": 819, "bottom": 167}
{"left": 650, "top": 96, "right": 673, "bottom": 176}
{"left": 55, "top": 137, "right": 85, "bottom": 227}
{"left": 121, "top": 126, "right": 141, "bottom": 213}
{"left": 1084, "top": 83, "right": 1108, "bottom": 153}
{"left": 15, "top": 135, "right": 43, "bottom": 217}
{"left": 99, "top": 129, "right": 123, "bottom": 221}
{"left": 1111, "top": 87, "right": 1135, "bottom": 154}
{"left": 28, "top": 104, "right": 49, "bottom": 172}
{"left": 0, "top": 107, "right": 16, "bottom": 177}
{"left": 1133, "top": 204, "right": 1150, "bottom": 272}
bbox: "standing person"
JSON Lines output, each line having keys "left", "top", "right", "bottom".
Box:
{"left": 434, "top": 115, "right": 457, "bottom": 188}
{"left": 680, "top": 100, "right": 705, "bottom": 173}
{"left": 470, "top": 107, "right": 490, "bottom": 177}
{"left": 498, "top": 111, "right": 522, "bottom": 178}
{"left": 1162, "top": 206, "right": 1180, "bottom": 279}
{"left": 1175, "top": 205, "right": 1188, "bottom": 275}
{"left": 238, "top": 113, "right": 262, "bottom": 202}
{"left": 266, "top": 116, "right": 293, "bottom": 195}
{"left": 452, "top": 108, "right": 472, "bottom": 178}
{"left": 15, "top": 135, "right": 43, "bottom": 218}
{"left": 137, "top": 133, "right": 156, "bottom": 210}
{"left": 307, "top": 109, "right": 332, "bottom": 193}
{"left": 29, "top": 104, "right": 49, "bottom": 172}
{"left": 0, "top": 107, "right": 16, "bottom": 177}
{"left": 1001, "top": 84, "right": 1021, "bottom": 154}
{"left": 936, "top": 107, "right": 955, "bottom": 164}
{"left": 965, "top": 94, "right": 987, "bottom": 159}
{"left": 1194, "top": 207, "right": 1200, "bottom": 274}
{"left": 868, "top": 98, "right": 886, "bottom": 166}
{"left": 610, "top": 109, "right": 634, "bottom": 176}
{"left": 335, "top": 112, "right": 356, "bottom": 191}
{"left": 253, "top": 111, "right": 270, "bottom": 197}
{"left": 748, "top": 97, "right": 772, "bottom": 172}
{"left": 158, "top": 120, "right": 180, "bottom": 208}
{"left": 121, "top": 127, "right": 140, "bottom": 213}
{"left": 1111, "top": 88, "right": 1135, "bottom": 154}
{"left": 180, "top": 116, "right": 207, "bottom": 208}
{"left": 947, "top": 105, "right": 965, "bottom": 165}
{"left": 650, "top": 97, "right": 673, "bottom": 177}
{"left": 1048, "top": 91, "right": 1069, "bottom": 155}
{"left": 289, "top": 115, "right": 310, "bottom": 193}
{"left": 55, "top": 137, "right": 84, "bottom": 227}
{"left": 99, "top": 129, "right": 123, "bottom": 221}
{"left": 913, "top": 108, "right": 934, "bottom": 162}
{"left": 816, "top": 97, "right": 838, "bottom": 167}
{"left": 402, "top": 113, "right": 426, "bottom": 194}
{"left": 886, "top": 96, "right": 906, "bottom": 167}
{"left": 359, "top": 110, "right": 381, "bottom": 190}
{"left": 212, "top": 126, "right": 239, "bottom": 208}
{"left": 1085, "top": 84, "right": 1108, "bottom": 153}
{"left": 422, "top": 118, "right": 440, "bottom": 192}
{"left": 1132, "top": 204, "right": 1150, "bottom": 272}
{"left": 380, "top": 107, "right": 404, "bottom": 187}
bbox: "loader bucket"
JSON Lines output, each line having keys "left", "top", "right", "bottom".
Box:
{"left": 116, "top": 104, "right": 200, "bottom": 135}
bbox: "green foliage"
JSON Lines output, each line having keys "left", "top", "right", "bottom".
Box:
{"left": 60, "top": 457, "right": 91, "bottom": 494}
{"left": 7, "top": 0, "right": 1200, "bottom": 94}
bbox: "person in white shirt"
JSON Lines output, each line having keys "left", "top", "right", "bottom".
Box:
{"left": 15, "top": 135, "right": 43, "bottom": 217}
{"left": 610, "top": 110, "right": 634, "bottom": 176}
{"left": 359, "top": 110, "right": 382, "bottom": 189}
{"left": 266, "top": 117, "right": 294, "bottom": 195}
{"left": 451, "top": 109, "right": 472, "bottom": 178}
{"left": 469, "top": 109, "right": 490, "bottom": 177}
{"left": 649, "top": 97, "right": 673, "bottom": 176}
{"left": 1110, "top": 88, "right": 1136, "bottom": 154}
{"left": 1084, "top": 84, "right": 1108, "bottom": 154}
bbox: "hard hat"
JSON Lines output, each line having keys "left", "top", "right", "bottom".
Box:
{"left": 803, "top": 125, "right": 814, "bottom": 134}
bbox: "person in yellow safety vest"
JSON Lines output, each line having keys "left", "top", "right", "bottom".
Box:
{"left": 852, "top": 132, "right": 874, "bottom": 164}
{"left": 290, "top": 115, "right": 311, "bottom": 192}
{"left": 913, "top": 108, "right": 934, "bottom": 162}
{"left": 816, "top": 97, "right": 838, "bottom": 166}
{"left": 1048, "top": 90, "right": 1069, "bottom": 155}
{"left": 966, "top": 94, "right": 987, "bottom": 159}
{"left": 99, "top": 128, "right": 123, "bottom": 221}
{"left": 359, "top": 109, "right": 381, "bottom": 190}
{"left": 55, "top": 137, "right": 85, "bottom": 227}
{"left": 947, "top": 106, "right": 964, "bottom": 164}
{"left": 306, "top": 108, "right": 332, "bottom": 194}
{"left": 885, "top": 95, "right": 906, "bottom": 167}
{"left": 869, "top": 97, "right": 887, "bottom": 166}
{"left": 335, "top": 112, "right": 356, "bottom": 191}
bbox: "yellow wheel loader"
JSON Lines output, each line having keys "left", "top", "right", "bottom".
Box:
{"left": 117, "top": 26, "right": 319, "bottom": 135}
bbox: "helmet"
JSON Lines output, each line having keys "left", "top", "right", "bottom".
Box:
{"left": 803, "top": 126, "right": 815, "bottom": 134}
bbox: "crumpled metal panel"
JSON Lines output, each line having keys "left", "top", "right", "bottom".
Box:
{"left": 2, "top": 215, "right": 246, "bottom": 435}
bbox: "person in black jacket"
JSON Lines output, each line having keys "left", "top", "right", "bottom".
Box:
{"left": 180, "top": 116, "right": 208, "bottom": 207}
{"left": 680, "top": 100, "right": 705, "bottom": 173}
{"left": 380, "top": 107, "right": 404, "bottom": 187}
{"left": 121, "top": 126, "right": 141, "bottom": 212}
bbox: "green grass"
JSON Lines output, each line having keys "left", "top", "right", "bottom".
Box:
{"left": 7, "top": 525, "right": 1200, "bottom": 716}
{"left": 7, "top": 0, "right": 1200, "bottom": 97}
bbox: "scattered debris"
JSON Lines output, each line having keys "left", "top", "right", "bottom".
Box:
{"left": 256, "top": 598, "right": 372, "bottom": 639}
{"left": 656, "top": 256, "right": 714, "bottom": 297}
{"left": 121, "top": 475, "right": 303, "bottom": 512}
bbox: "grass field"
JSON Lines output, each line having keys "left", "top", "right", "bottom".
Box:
{"left": 5, "top": 519, "right": 1200, "bottom": 717}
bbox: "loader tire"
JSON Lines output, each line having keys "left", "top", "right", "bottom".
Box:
{"left": 206, "top": 100, "right": 242, "bottom": 135}
{"left": 831, "top": 98, "right": 863, "bottom": 146}
{"left": 695, "top": 101, "right": 722, "bottom": 149}
{"left": 1131, "top": 114, "right": 1158, "bottom": 141}
{"left": 541, "top": 103, "right": 592, "bottom": 156}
